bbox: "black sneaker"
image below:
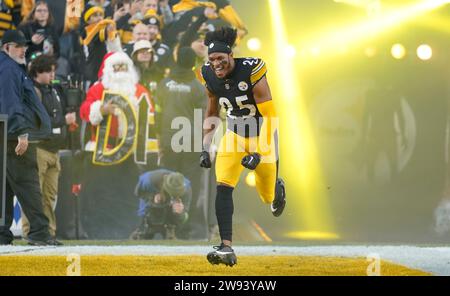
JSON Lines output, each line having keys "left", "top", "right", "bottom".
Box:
{"left": 271, "top": 178, "right": 286, "bottom": 217}
{"left": 207, "top": 243, "right": 237, "bottom": 267}
{"left": 26, "top": 237, "right": 63, "bottom": 246}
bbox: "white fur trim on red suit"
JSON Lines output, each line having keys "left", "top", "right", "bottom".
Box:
{"left": 89, "top": 100, "right": 104, "bottom": 126}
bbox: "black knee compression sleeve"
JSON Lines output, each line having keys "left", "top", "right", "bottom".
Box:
{"left": 215, "top": 185, "right": 234, "bottom": 242}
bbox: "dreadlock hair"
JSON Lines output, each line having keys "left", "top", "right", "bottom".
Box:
{"left": 204, "top": 26, "right": 237, "bottom": 48}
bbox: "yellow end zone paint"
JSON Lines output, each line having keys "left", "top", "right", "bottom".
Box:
{"left": 0, "top": 255, "right": 429, "bottom": 276}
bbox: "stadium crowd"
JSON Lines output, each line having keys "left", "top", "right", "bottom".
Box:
{"left": 0, "top": 0, "right": 248, "bottom": 244}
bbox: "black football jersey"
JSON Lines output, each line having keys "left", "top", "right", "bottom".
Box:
{"left": 201, "top": 57, "right": 267, "bottom": 138}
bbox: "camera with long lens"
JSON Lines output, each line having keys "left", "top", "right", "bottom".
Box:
{"left": 65, "top": 75, "right": 83, "bottom": 113}
{"left": 51, "top": 75, "right": 84, "bottom": 150}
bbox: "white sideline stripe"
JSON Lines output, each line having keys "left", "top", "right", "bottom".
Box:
{"left": 216, "top": 250, "right": 234, "bottom": 255}
{"left": 1, "top": 245, "right": 450, "bottom": 275}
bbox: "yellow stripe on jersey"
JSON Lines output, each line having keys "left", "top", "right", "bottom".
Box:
{"left": 251, "top": 60, "right": 267, "bottom": 85}
{"left": 0, "top": 12, "right": 13, "bottom": 21}
{"left": 256, "top": 100, "right": 277, "bottom": 150}
{"left": 0, "top": 21, "right": 13, "bottom": 30}
{"left": 251, "top": 59, "right": 264, "bottom": 75}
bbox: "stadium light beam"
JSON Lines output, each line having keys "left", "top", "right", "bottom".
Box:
{"left": 305, "top": 0, "right": 449, "bottom": 59}
{"left": 284, "top": 45, "right": 297, "bottom": 59}
{"left": 268, "top": 0, "right": 336, "bottom": 238}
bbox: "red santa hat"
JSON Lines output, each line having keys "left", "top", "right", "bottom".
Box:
{"left": 103, "top": 51, "right": 135, "bottom": 72}
{"left": 97, "top": 52, "right": 116, "bottom": 79}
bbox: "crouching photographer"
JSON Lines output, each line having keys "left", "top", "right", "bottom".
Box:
{"left": 131, "top": 169, "right": 192, "bottom": 240}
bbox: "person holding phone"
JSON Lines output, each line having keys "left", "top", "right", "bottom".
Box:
{"left": 114, "top": 0, "right": 145, "bottom": 44}
{"left": 18, "top": 0, "right": 60, "bottom": 62}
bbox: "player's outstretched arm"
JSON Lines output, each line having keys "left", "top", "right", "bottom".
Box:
{"left": 254, "top": 76, "right": 278, "bottom": 148}
{"left": 201, "top": 88, "right": 221, "bottom": 168}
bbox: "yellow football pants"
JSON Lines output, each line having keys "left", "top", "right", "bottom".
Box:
{"left": 215, "top": 130, "right": 278, "bottom": 204}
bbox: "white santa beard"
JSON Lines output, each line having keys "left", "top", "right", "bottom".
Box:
{"left": 102, "top": 71, "right": 139, "bottom": 139}
{"left": 103, "top": 72, "right": 138, "bottom": 106}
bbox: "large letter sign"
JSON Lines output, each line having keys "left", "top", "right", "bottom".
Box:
{"left": 93, "top": 91, "right": 158, "bottom": 165}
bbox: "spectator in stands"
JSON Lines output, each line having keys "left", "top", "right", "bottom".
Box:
{"left": 131, "top": 39, "right": 158, "bottom": 91}
{"left": 174, "top": 6, "right": 216, "bottom": 77}
{"left": 20, "top": 54, "right": 76, "bottom": 241}
{"left": 114, "top": 0, "right": 143, "bottom": 44}
{"left": 141, "top": 0, "right": 157, "bottom": 15}
{"left": 21, "top": 0, "right": 84, "bottom": 35}
{"left": 131, "top": 169, "right": 191, "bottom": 240}
{"left": 84, "top": 0, "right": 113, "bottom": 20}
{"left": 18, "top": 0, "right": 60, "bottom": 62}
{"left": 142, "top": 9, "right": 171, "bottom": 83}
{"left": 80, "top": 3, "right": 121, "bottom": 86}
{"left": 140, "top": 0, "right": 173, "bottom": 25}
{"left": 122, "top": 22, "right": 150, "bottom": 56}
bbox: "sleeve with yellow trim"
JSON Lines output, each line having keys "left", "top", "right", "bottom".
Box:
{"left": 250, "top": 59, "right": 267, "bottom": 86}
{"left": 256, "top": 100, "right": 277, "bottom": 148}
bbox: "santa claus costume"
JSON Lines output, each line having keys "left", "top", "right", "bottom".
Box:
{"left": 78, "top": 51, "right": 153, "bottom": 239}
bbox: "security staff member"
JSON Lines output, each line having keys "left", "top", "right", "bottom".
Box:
{"left": 0, "top": 30, "right": 60, "bottom": 246}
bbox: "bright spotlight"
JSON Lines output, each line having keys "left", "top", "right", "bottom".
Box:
{"left": 303, "top": 0, "right": 448, "bottom": 60}
{"left": 269, "top": 0, "right": 335, "bottom": 236}
{"left": 247, "top": 37, "right": 261, "bottom": 52}
{"left": 245, "top": 172, "right": 256, "bottom": 187}
{"left": 284, "top": 45, "right": 297, "bottom": 58}
{"left": 417, "top": 44, "right": 432, "bottom": 60}
{"left": 391, "top": 43, "right": 406, "bottom": 59}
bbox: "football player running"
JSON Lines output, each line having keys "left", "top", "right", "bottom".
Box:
{"left": 200, "top": 27, "right": 286, "bottom": 267}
